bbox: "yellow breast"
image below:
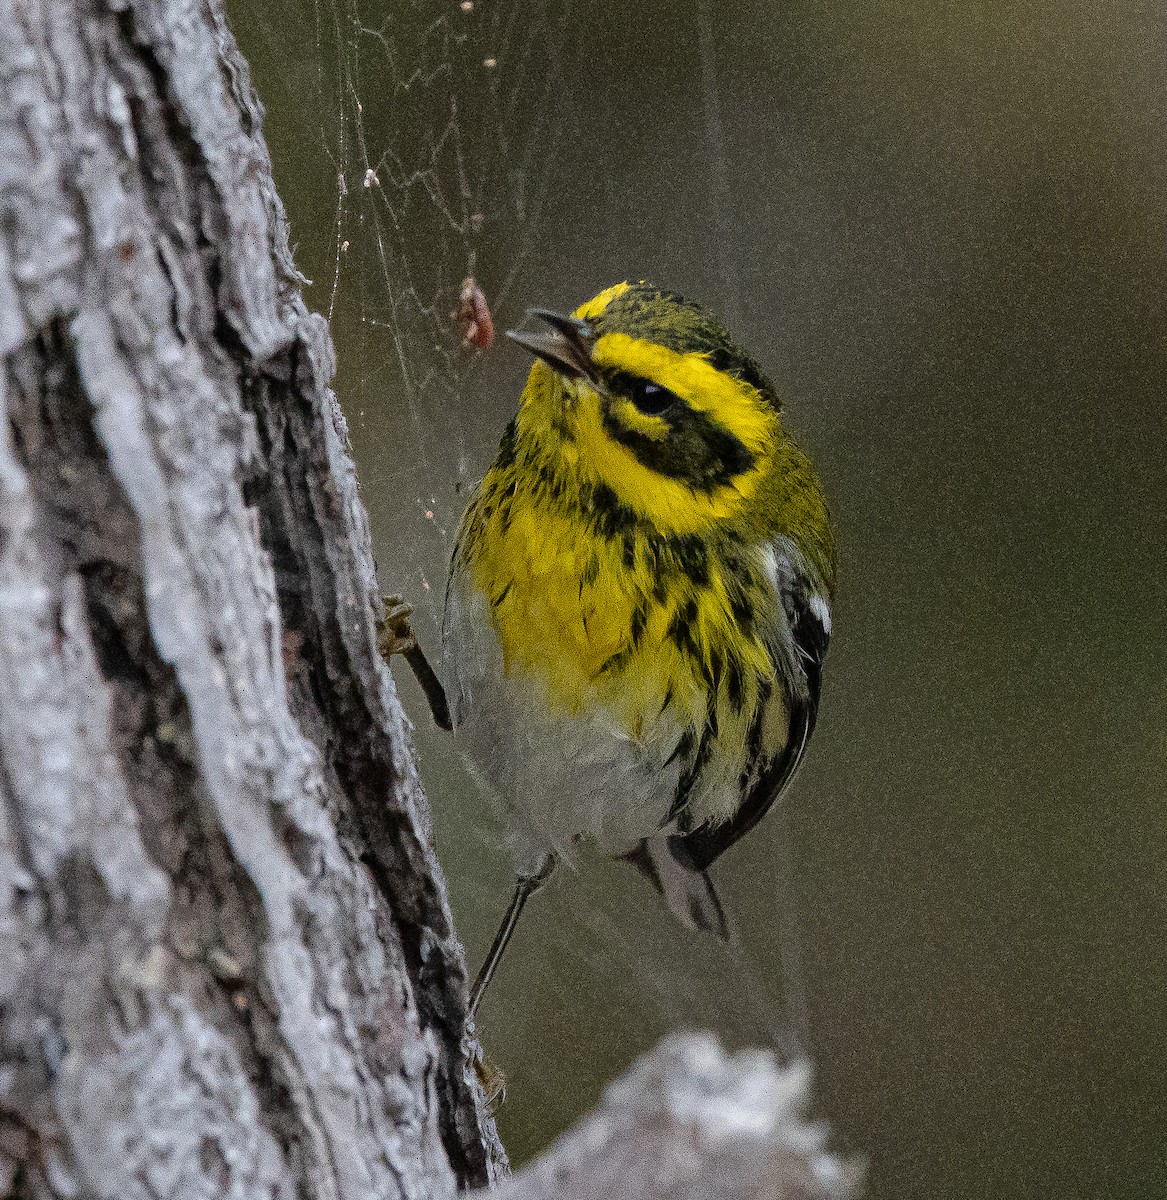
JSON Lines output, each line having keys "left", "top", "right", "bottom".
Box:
{"left": 458, "top": 475, "right": 775, "bottom": 766}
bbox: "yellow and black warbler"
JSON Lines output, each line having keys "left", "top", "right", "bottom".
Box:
{"left": 386, "top": 281, "right": 836, "bottom": 1014}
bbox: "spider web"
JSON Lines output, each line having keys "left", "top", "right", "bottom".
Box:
{"left": 237, "top": 0, "right": 578, "bottom": 632}
{"left": 228, "top": 0, "right": 1167, "bottom": 1188}
{"left": 232, "top": 0, "right": 807, "bottom": 1161}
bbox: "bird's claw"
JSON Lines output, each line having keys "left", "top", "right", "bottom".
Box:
{"left": 473, "top": 1048, "right": 507, "bottom": 1109}
{"left": 378, "top": 594, "right": 417, "bottom": 659}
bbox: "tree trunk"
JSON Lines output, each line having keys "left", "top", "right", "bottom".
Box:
{"left": 1, "top": 2, "right": 856, "bottom": 1198}
{"left": 0, "top": 0, "right": 500, "bottom": 1193}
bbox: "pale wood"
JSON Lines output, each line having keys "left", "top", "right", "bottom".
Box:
{"left": 494, "top": 1033, "right": 859, "bottom": 1200}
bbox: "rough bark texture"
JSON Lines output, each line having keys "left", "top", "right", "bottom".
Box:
{"left": 497, "top": 1034, "right": 859, "bottom": 1200}
{"left": 0, "top": 2, "right": 856, "bottom": 1198}
{"left": 0, "top": 0, "right": 502, "bottom": 1194}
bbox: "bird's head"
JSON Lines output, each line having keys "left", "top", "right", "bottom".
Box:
{"left": 507, "top": 281, "right": 811, "bottom": 539}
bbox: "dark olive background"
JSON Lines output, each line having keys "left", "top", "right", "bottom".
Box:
{"left": 227, "top": 1, "right": 1166, "bottom": 1195}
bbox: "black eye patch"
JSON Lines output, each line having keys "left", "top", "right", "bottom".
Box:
{"left": 630, "top": 379, "right": 680, "bottom": 416}
{"left": 600, "top": 370, "right": 755, "bottom": 491}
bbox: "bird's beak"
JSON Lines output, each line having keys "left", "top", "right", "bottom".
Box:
{"left": 506, "top": 309, "right": 599, "bottom": 383}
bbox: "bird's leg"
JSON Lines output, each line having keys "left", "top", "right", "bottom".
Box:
{"left": 469, "top": 854, "right": 556, "bottom": 1017}
{"left": 378, "top": 594, "right": 452, "bottom": 731}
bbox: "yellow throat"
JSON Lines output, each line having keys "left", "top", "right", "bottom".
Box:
{"left": 452, "top": 281, "right": 834, "bottom": 751}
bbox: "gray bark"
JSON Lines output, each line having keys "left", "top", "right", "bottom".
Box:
{"left": 0, "top": 0, "right": 501, "bottom": 1195}
{"left": 0, "top": 2, "right": 856, "bottom": 1199}
{"left": 498, "top": 1034, "right": 859, "bottom": 1200}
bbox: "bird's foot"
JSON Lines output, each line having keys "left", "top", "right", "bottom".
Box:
{"left": 473, "top": 1047, "right": 507, "bottom": 1109}
{"left": 378, "top": 595, "right": 417, "bottom": 660}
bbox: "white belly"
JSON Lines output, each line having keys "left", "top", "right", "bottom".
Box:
{"left": 442, "top": 575, "right": 683, "bottom": 876}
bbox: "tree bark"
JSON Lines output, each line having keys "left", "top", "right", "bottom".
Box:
{"left": 0, "top": 2, "right": 856, "bottom": 1199}
{"left": 0, "top": 0, "right": 500, "bottom": 1194}
{"left": 496, "top": 1034, "right": 857, "bottom": 1200}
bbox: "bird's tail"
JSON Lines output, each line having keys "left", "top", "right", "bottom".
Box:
{"left": 622, "top": 833, "right": 733, "bottom": 942}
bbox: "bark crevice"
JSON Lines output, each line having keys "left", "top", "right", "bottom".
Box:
{"left": 5, "top": 320, "right": 324, "bottom": 1186}
{"left": 239, "top": 330, "right": 495, "bottom": 1184}
{"left": 0, "top": 1, "right": 850, "bottom": 1196}
{"left": 1, "top": 0, "right": 501, "bottom": 1193}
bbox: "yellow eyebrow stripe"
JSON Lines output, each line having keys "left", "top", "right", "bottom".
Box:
{"left": 590, "top": 332, "right": 777, "bottom": 455}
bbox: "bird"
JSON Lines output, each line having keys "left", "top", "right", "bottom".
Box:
{"left": 382, "top": 280, "right": 836, "bottom": 1017}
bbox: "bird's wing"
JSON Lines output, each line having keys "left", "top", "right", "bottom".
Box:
{"left": 673, "top": 542, "right": 832, "bottom": 873}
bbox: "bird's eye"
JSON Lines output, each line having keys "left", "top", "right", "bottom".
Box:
{"left": 630, "top": 380, "right": 679, "bottom": 415}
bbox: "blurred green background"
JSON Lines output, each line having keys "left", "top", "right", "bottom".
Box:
{"left": 226, "top": 0, "right": 1166, "bottom": 1195}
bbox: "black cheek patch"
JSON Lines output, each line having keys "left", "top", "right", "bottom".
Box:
{"left": 600, "top": 402, "right": 755, "bottom": 491}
